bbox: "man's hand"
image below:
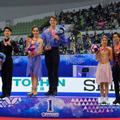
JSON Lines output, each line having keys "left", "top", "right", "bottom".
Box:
{"left": 5, "top": 41, "right": 11, "bottom": 46}
{"left": 45, "top": 45, "right": 52, "bottom": 51}
{"left": 53, "top": 35, "right": 59, "bottom": 41}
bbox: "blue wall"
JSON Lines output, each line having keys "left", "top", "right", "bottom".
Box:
{"left": 12, "top": 54, "right": 101, "bottom": 77}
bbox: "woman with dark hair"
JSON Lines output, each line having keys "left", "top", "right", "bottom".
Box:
{"left": 95, "top": 36, "right": 113, "bottom": 104}
{"left": 26, "top": 26, "right": 43, "bottom": 96}
{"left": 42, "top": 16, "right": 68, "bottom": 96}
{"left": 0, "top": 27, "right": 18, "bottom": 99}
{"left": 112, "top": 32, "right": 120, "bottom": 104}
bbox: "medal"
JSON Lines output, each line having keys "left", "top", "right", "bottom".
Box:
{"left": 3, "top": 38, "right": 11, "bottom": 46}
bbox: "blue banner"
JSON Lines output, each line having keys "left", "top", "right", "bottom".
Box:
{"left": 11, "top": 54, "right": 112, "bottom": 77}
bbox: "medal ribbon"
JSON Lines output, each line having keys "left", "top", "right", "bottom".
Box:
{"left": 101, "top": 46, "right": 108, "bottom": 51}
{"left": 3, "top": 38, "right": 11, "bottom": 45}
{"left": 115, "top": 43, "right": 120, "bottom": 52}
{"left": 49, "top": 28, "right": 56, "bottom": 37}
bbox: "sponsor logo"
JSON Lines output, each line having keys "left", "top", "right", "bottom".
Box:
{"left": 84, "top": 79, "right": 114, "bottom": 92}
{"left": 13, "top": 78, "right": 65, "bottom": 91}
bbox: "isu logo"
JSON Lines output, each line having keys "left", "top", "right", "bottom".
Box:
{"left": 47, "top": 99, "right": 54, "bottom": 112}
{"left": 41, "top": 99, "right": 59, "bottom": 117}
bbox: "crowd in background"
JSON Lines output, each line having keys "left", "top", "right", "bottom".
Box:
{"left": 9, "top": 2, "right": 120, "bottom": 56}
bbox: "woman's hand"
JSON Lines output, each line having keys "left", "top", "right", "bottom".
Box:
{"left": 95, "top": 51, "right": 100, "bottom": 56}
{"left": 28, "top": 54, "right": 32, "bottom": 58}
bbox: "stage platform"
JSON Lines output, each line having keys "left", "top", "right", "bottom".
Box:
{"left": 0, "top": 96, "right": 120, "bottom": 119}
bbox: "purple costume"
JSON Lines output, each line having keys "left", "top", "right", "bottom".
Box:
{"left": 26, "top": 40, "right": 42, "bottom": 81}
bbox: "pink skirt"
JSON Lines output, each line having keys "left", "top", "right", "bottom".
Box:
{"left": 96, "top": 62, "right": 112, "bottom": 85}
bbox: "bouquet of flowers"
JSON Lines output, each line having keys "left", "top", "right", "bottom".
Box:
{"left": 91, "top": 44, "right": 100, "bottom": 54}
{"left": 56, "top": 24, "right": 65, "bottom": 36}
{"left": 27, "top": 44, "right": 36, "bottom": 62}
{"left": 0, "top": 53, "right": 6, "bottom": 70}
{"left": 54, "top": 24, "right": 65, "bottom": 44}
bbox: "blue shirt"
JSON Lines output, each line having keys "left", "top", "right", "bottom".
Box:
{"left": 42, "top": 28, "right": 68, "bottom": 48}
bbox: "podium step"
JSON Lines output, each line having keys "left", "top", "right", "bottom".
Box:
{"left": 0, "top": 96, "right": 120, "bottom": 118}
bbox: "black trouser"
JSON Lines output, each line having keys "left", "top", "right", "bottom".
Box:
{"left": 45, "top": 47, "right": 60, "bottom": 92}
{"left": 113, "top": 62, "right": 120, "bottom": 100}
{"left": 1, "top": 57, "right": 13, "bottom": 96}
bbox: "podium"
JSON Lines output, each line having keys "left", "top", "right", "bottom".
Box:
{"left": 0, "top": 96, "right": 120, "bottom": 118}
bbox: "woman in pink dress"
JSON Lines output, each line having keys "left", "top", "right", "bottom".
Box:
{"left": 95, "top": 36, "right": 113, "bottom": 104}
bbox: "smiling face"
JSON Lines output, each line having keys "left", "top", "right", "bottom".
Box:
{"left": 4, "top": 29, "right": 11, "bottom": 38}
{"left": 101, "top": 37, "right": 108, "bottom": 46}
{"left": 113, "top": 34, "right": 120, "bottom": 44}
{"left": 32, "top": 27, "right": 39, "bottom": 38}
